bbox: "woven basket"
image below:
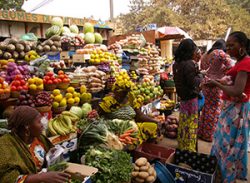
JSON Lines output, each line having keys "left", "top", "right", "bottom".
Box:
{"left": 70, "top": 82, "right": 80, "bottom": 88}
{"left": 44, "top": 84, "right": 57, "bottom": 91}
{"left": 11, "top": 91, "right": 20, "bottom": 98}
{"left": 52, "top": 106, "right": 67, "bottom": 114}
{"left": 36, "top": 106, "right": 52, "bottom": 113}
{"left": 67, "top": 103, "right": 79, "bottom": 110}
{"left": 57, "top": 83, "right": 70, "bottom": 90}
{"left": 0, "top": 92, "right": 10, "bottom": 100}
{"left": 29, "top": 89, "right": 42, "bottom": 96}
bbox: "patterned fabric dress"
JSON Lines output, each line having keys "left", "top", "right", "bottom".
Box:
{"left": 178, "top": 97, "right": 199, "bottom": 152}
{"left": 211, "top": 56, "right": 250, "bottom": 182}
{"left": 198, "top": 49, "right": 232, "bottom": 142}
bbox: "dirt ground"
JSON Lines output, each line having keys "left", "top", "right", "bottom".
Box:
{"left": 158, "top": 137, "right": 249, "bottom": 183}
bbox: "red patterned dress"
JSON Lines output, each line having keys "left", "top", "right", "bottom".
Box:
{"left": 198, "top": 49, "right": 232, "bottom": 142}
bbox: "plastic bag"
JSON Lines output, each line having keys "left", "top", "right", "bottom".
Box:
{"left": 20, "top": 33, "right": 38, "bottom": 41}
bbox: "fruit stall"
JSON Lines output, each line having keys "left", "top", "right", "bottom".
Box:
{"left": 0, "top": 16, "right": 217, "bottom": 183}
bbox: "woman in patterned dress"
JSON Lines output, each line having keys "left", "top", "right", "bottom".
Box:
{"left": 198, "top": 39, "right": 233, "bottom": 142}
{"left": 206, "top": 31, "right": 250, "bottom": 182}
{"left": 0, "top": 106, "right": 70, "bottom": 183}
{"left": 173, "top": 39, "right": 203, "bottom": 152}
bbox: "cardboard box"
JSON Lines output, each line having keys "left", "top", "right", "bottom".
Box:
{"left": 65, "top": 163, "right": 98, "bottom": 182}
{"left": 60, "top": 51, "right": 70, "bottom": 59}
{"left": 49, "top": 133, "right": 77, "bottom": 145}
{"left": 73, "top": 54, "right": 85, "bottom": 63}
{"left": 166, "top": 149, "right": 217, "bottom": 183}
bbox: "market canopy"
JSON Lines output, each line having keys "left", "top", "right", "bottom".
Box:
{"left": 156, "top": 26, "right": 191, "bottom": 40}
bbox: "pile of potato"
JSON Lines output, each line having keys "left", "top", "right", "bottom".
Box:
{"left": 163, "top": 115, "right": 179, "bottom": 139}
{"left": 36, "top": 35, "right": 62, "bottom": 54}
{"left": 132, "top": 157, "right": 157, "bottom": 183}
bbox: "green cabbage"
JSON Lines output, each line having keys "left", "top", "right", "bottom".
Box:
{"left": 61, "top": 26, "right": 71, "bottom": 34}
{"left": 84, "top": 23, "right": 94, "bottom": 33}
{"left": 51, "top": 17, "right": 63, "bottom": 28}
{"left": 94, "top": 33, "right": 103, "bottom": 44}
{"left": 70, "top": 25, "right": 79, "bottom": 34}
{"left": 70, "top": 106, "right": 83, "bottom": 119}
{"left": 82, "top": 103, "right": 92, "bottom": 117}
{"left": 84, "top": 33, "right": 95, "bottom": 44}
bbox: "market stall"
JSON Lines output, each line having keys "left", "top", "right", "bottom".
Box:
{"left": 0, "top": 16, "right": 217, "bottom": 183}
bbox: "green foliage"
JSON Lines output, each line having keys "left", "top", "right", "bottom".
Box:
{"left": 0, "top": 0, "right": 24, "bottom": 11}
{"left": 117, "top": 0, "right": 250, "bottom": 39}
{"left": 85, "top": 147, "right": 133, "bottom": 183}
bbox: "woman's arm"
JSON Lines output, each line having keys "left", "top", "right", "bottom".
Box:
{"left": 25, "top": 172, "right": 70, "bottom": 183}
{"left": 208, "top": 71, "right": 248, "bottom": 97}
{"left": 134, "top": 108, "right": 158, "bottom": 123}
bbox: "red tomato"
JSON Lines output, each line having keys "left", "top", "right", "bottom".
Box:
{"left": 44, "top": 76, "right": 50, "bottom": 80}
{"left": 13, "top": 80, "right": 21, "bottom": 86}
{"left": 50, "top": 76, "right": 55, "bottom": 80}
{"left": 43, "top": 79, "right": 47, "bottom": 84}
{"left": 63, "top": 78, "right": 69, "bottom": 83}
{"left": 57, "top": 78, "right": 62, "bottom": 83}
{"left": 11, "top": 86, "right": 17, "bottom": 91}
{"left": 58, "top": 70, "right": 64, "bottom": 75}
{"left": 20, "top": 80, "right": 26, "bottom": 86}
{"left": 23, "top": 85, "right": 28, "bottom": 90}
{"left": 47, "top": 72, "right": 54, "bottom": 77}
{"left": 59, "top": 74, "right": 65, "bottom": 80}
{"left": 53, "top": 79, "right": 58, "bottom": 84}
{"left": 17, "top": 86, "right": 23, "bottom": 91}
{"left": 47, "top": 80, "right": 53, "bottom": 84}
{"left": 15, "top": 75, "right": 23, "bottom": 80}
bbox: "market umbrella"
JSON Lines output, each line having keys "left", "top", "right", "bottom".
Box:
{"left": 156, "top": 26, "right": 191, "bottom": 40}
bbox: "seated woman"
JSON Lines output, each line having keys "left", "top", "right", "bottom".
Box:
{"left": 0, "top": 106, "right": 70, "bottom": 183}
{"left": 99, "top": 71, "right": 160, "bottom": 145}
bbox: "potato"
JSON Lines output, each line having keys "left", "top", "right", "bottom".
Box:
{"left": 138, "top": 172, "right": 149, "bottom": 179}
{"left": 145, "top": 176, "right": 155, "bottom": 183}
{"left": 133, "top": 164, "right": 140, "bottom": 171}
{"left": 148, "top": 167, "right": 154, "bottom": 175}
{"left": 140, "top": 164, "right": 150, "bottom": 171}
{"left": 132, "top": 171, "right": 139, "bottom": 177}
{"left": 135, "top": 177, "right": 145, "bottom": 183}
{"left": 135, "top": 157, "right": 148, "bottom": 167}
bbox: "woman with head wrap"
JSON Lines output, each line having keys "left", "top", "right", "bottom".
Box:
{"left": 198, "top": 39, "right": 233, "bottom": 142}
{"left": 98, "top": 70, "right": 160, "bottom": 145}
{"left": 0, "top": 106, "right": 70, "bottom": 183}
{"left": 173, "top": 39, "right": 203, "bottom": 152}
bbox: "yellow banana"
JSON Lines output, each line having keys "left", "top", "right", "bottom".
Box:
{"left": 58, "top": 116, "right": 71, "bottom": 134}
{"left": 52, "top": 117, "right": 67, "bottom": 136}
{"left": 61, "top": 111, "right": 79, "bottom": 123}
{"left": 63, "top": 115, "right": 75, "bottom": 132}
{"left": 48, "top": 119, "right": 57, "bottom": 136}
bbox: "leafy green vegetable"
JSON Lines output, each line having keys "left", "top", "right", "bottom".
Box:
{"left": 85, "top": 147, "right": 133, "bottom": 183}
{"left": 47, "top": 162, "right": 68, "bottom": 172}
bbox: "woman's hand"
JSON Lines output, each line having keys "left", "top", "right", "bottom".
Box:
{"left": 39, "top": 172, "right": 71, "bottom": 183}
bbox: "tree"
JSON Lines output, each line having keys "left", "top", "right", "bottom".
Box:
{"left": 0, "top": 0, "right": 24, "bottom": 11}
{"left": 226, "top": 0, "right": 250, "bottom": 11}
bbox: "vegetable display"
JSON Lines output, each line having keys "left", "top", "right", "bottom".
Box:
{"left": 85, "top": 147, "right": 133, "bottom": 183}
{"left": 132, "top": 157, "right": 157, "bottom": 183}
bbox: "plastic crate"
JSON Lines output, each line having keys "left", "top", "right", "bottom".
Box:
{"left": 133, "top": 143, "right": 175, "bottom": 164}
{"left": 47, "top": 52, "right": 60, "bottom": 61}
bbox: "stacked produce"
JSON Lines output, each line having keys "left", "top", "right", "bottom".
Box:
{"left": 89, "top": 49, "right": 118, "bottom": 65}
{"left": 85, "top": 147, "right": 133, "bottom": 183}
{"left": 28, "top": 77, "right": 44, "bottom": 92}
{"left": 79, "top": 85, "right": 92, "bottom": 104}
{"left": 43, "top": 71, "right": 58, "bottom": 91}
{"left": 50, "top": 60, "right": 66, "bottom": 69}
{"left": 129, "top": 82, "right": 163, "bottom": 108}
{"left": 132, "top": 157, "right": 157, "bottom": 183}
{"left": 17, "top": 91, "right": 35, "bottom": 107}
{"left": 56, "top": 70, "right": 70, "bottom": 89}
{"left": 24, "top": 51, "right": 40, "bottom": 62}
{"left": 3, "top": 62, "right": 30, "bottom": 83}
{"left": 163, "top": 115, "right": 179, "bottom": 139}
{"left": 36, "top": 35, "right": 62, "bottom": 54}
{"left": 0, "top": 77, "right": 10, "bottom": 99}
{"left": 119, "top": 34, "right": 146, "bottom": 51}
{"left": 51, "top": 89, "right": 67, "bottom": 109}
{"left": 65, "top": 87, "right": 80, "bottom": 107}
{"left": 0, "top": 38, "right": 36, "bottom": 60}
{"left": 10, "top": 75, "right": 28, "bottom": 94}
{"left": 160, "top": 99, "right": 175, "bottom": 110}
{"left": 34, "top": 91, "right": 53, "bottom": 107}
{"left": 47, "top": 110, "right": 79, "bottom": 136}
{"left": 130, "top": 71, "right": 138, "bottom": 81}
{"left": 0, "top": 59, "right": 14, "bottom": 70}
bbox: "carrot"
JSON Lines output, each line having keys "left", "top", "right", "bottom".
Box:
{"left": 124, "top": 129, "right": 135, "bottom": 134}
{"left": 125, "top": 136, "right": 132, "bottom": 143}
{"left": 129, "top": 137, "right": 138, "bottom": 141}
{"left": 119, "top": 138, "right": 126, "bottom": 142}
{"left": 119, "top": 133, "right": 131, "bottom": 139}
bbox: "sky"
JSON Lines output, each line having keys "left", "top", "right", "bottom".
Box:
{"left": 22, "top": 0, "right": 131, "bottom": 20}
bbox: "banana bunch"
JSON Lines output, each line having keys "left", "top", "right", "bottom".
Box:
{"left": 112, "top": 70, "right": 135, "bottom": 91}
{"left": 48, "top": 111, "right": 80, "bottom": 136}
{"left": 160, "top": 99, "right": 175, "bottom": 110}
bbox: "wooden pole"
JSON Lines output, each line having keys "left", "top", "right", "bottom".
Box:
{"left": 110, "top": 0, "right": 114, "bottom": 21}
